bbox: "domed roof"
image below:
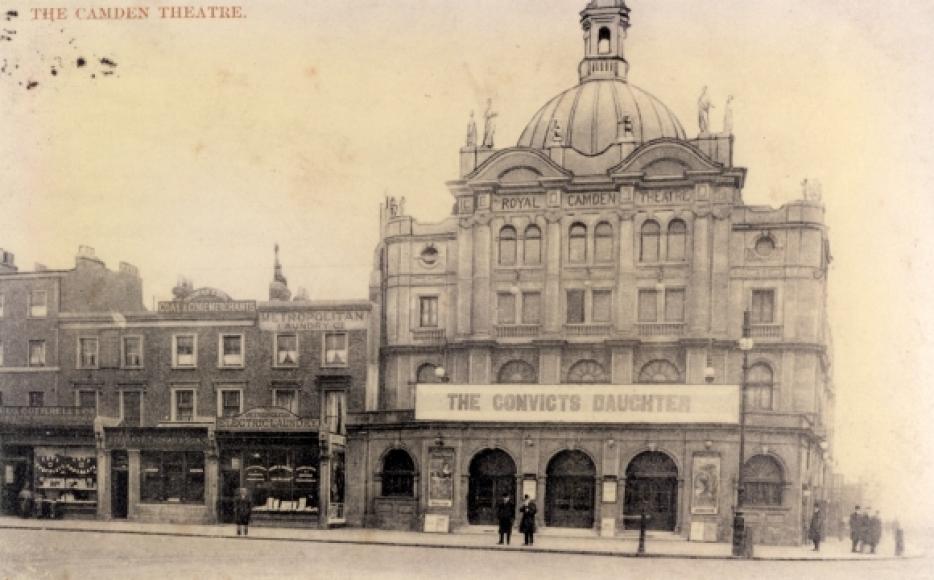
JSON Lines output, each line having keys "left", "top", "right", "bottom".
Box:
{"left": 517, "top": 79, "right": 686, "bottom": 156}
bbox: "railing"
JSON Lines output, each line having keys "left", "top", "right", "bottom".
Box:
{"left": 749, "top": 325, "right": 783, "bottom": 339}
{"left": 495, "top": 325, "right": 541, "bottom": 339}
{"left": 0, "top": 406, "right": 96, "bottom": 427}
{"left": 411, "top": 328, "right": 445, "bottom": 342}
{"left": 564, "top": 323, "right": 612, "bottom": 337}
{"left": 637, "top": 323, "right": 685, "bottom": 338}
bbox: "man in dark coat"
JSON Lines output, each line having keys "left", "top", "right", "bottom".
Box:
{"left": 868, "top": 510, "right": 882, "bottom": 554}
{"left": 496, "top": 492, "right": 515, "bottom": 545}
{"left": 234, "top": 488, "right": 252, "bottom": 536}
{"left": 859, "top": 507, "right": 872, "bottom": 552}
{"left": 808, "top": 506, "right": 823, "bottom": 551}
{"left": 848, "top": 506, "right": 862, "bottom": 552}
{"left": 519, "top": 494, "right": 537, "bottom": 546}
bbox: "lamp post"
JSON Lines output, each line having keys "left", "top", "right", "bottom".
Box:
{"left": 732, "top": 311, "right": 754, "bottom": 557}
{"left": 433, "top": 366, "right": 450, "bottom": 383}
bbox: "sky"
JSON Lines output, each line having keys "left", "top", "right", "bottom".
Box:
{"left": 2, "top": 0, "right": 933, "bottom": 525}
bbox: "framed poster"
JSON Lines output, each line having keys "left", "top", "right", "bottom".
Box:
{"left": 691, "top": 454, "right": 720, "bottom": 515}
{"left": 427, "top": 448, "right": 454, "bottom": 508}
{"left": 522, "top": 478, "right": 537, "bottom": 501}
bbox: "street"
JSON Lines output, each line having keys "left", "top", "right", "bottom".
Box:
{"left": 0, "top": 529, "right": 930, "bottom": 580}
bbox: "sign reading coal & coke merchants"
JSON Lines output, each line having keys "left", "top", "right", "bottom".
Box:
{"left": 415, "top": 384, "right": 739, "bottom": 424}
{"left": 158, "top": 300, "right": 256, "bottom": 314}
{"left": 259, "top": 310, "right": 368, "bottom": 332}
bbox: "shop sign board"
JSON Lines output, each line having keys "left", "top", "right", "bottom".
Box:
{"left": 216, "top": 407, "right": 320, "bottom": 432}
{"left": 415, "top": 384, "right": 739, "bottom": 424}
{"left": 259, "top": 310, "right": 368, "bottom": 332}
{"left": 157, "top": 300, "right": 256, "bottom": 314}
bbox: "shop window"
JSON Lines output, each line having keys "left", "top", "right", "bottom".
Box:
{"left": 242, "top": 447, "right": 319, "bottom": 516}
{"left": 381, "top": 449, "right": 416, "bottom": 498}
{"left": 567, "top": 359, "right": 607, "bottom": 384}
{"left": 76, "top": 390, "right": 98, "bottom": 412}
{"left": 742, "top": 455, "right": 784, "bottom": 507}
{"left": 497, "top": 292, "right": 516, "bottom": 325}
{"left": 28, "top": 340, "right": 46, "bottom": 367}
{"left": 419, "top": 296, "right": 439, "bottom": 328}
{"left": 172, "top": 334, "right": 197, "bottom": 368}
{"left": 273, "top": 389, "right": 299, "bottom": 414}
{"left": 29, "top": 391, "right": 44, "bottom": 407}
{"left": 592, "top": 289, "right": 612, "bottom": 323}
{"left": 568, "top": 223, "right": 587, "bottom": 264}
{"left": 324, "top": 390, "right": 346, "bottom": 434}
{"left": 638, "top": 360, "right": 680, "bottom": 384}
{"left": 78, "top": 337, "right": 99, "bottom": 369}
{"left": 416, "top": 363, "right": 442, "bottom": 384}
{"left": 640, "top": 221, "right": 660, "bottom": 262}
{"left": 275, "top": 334, "right": 299, "bottom": 366}
{"left": 217, "top": 388, "right": 242, "bottom": 418}
{"left": 141, "top": 451, "right": 204, "bottom": 504}
{"left": 524, "top": 225, "right": 542, "bottom": 265}
{"left": 323, "top": 332, "right": 348, "bottom": 367}
{"left": 664, "top": 288, "right": 685, "bottom": 322}
{"left": 121, "top": 391, "right": 142, "bottom": 426}
{"left": 122, "top": 336, "right": 143, "bottom": 368}
{"left": 522, "top": 292, "right": 542, "bottom": 325}
{"left": 566, "top": 289, "right": 585, "bottom": 324}
{"left": 34, "top": 448, "right": 98, "bottom": 510}
{"left": 667, "top": 220, "right": 687, "bottom": 261}
{"left": 746, "top": 363, "right": 774, "bottom": 411}
{"left": 497, "top": 360, "right": 537, "bottom": 384}
{"left": 594, "top": 222, "right": 613, "bottom": 262}
{"left": 751, "top": 289, "right": 775, "bottom": 324}
{"left": 498, "top": 226, "right": 517, "bottom": 266}
{"left": 638, "top": 289, "right": 658, "bottom": 322}
{"left": 219, "top": 334, "right": 244, "bottom": 367}
{"left": 173, "top": 388, "right": 196, "bottom": 421}
{"left": 29, "top": 290, "right": 48, "bottom": 318}
{"left": 597, "top": 26, "right": 611, "bottom": 54}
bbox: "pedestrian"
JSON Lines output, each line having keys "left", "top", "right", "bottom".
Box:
{"left": 17, "top": 484, "right": 33, "bottom": 519}
{"left": 859, "top": 507, "right": 872, "bottom": 553}
{"left": 519, "top": 494, "right": 537, "bottom": 546}
{"left": 234, "top": 488, "right": 252, "bottom": 537}
{"left": 848, "top": 506, "right": 862, "bottom": 552}
{"left": 808, "top": 506, "right": 823, "bottom": 551}
{"left": 894, "top": 519, "right": 904, "bottom": 557}
{"left": 868, "top": 510, "right": 882, "bottom": 554}
{"left": 496, "top": 492, "right": 515, "bottom": 545}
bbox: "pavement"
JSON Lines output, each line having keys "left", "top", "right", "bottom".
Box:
{"left": 0, "top": 516, "right": 920, "bottom": 561}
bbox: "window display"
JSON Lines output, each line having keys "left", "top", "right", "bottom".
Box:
{"left": 228, "top": 448, "right": 319, "bottom": 515}
{"left": 34, "top": 447, "right": 97, "bottom": 514}
{"left": 140, "top": 451, "right": 204, "bottom": 503}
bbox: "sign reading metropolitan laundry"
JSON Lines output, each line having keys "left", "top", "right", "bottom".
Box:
{"left": 415, "top": 384, "right": 739, "bottom": 424}
{"left": 259, "top": 310, "right": 368, "bottom": 332}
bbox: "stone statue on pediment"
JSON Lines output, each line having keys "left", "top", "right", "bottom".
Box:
{"left": 482, "top": 98, "right": 498, "bottom": 148}
{"left": 697, "top": 86, "right": 713, "bottom": 134}
{"left": 465, "top": 110, "right": 477, "bottom": 148}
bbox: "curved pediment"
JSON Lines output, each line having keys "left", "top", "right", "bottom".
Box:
{"left": 466, "top": 147, "right": 571, "bottom": 185}
{"left": 610, "top": 139, "right": 722, "bottom": 177}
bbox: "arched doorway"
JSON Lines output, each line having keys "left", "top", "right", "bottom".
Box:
{"left": 545, "top": 450, "right": 596, "bottom": 529}
{"left": 624, "top": 451, "right": 679, "bottom": 531}
{"left": 468, "top": 449, "right": 516, "bottom": 525}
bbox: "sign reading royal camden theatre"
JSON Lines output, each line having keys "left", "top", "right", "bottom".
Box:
{"left": 415, "top": 384, "right": 739, "bottom": 424}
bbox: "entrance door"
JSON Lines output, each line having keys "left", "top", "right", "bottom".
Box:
{"left": 111, "top": 451, "right": 128, "bottom": 519}
{"left": 218, "top": 470, "right": 241, "bottom": 524}
{"left": 2, "top": 459, "right": 30, "bottom": 516}
{"left": 624, "top": 451, "right": 678, "bottom": 531}
{"left": 545, "top": 450, "right": 595, "bottom": 528}
{"left": 467, "top": 449, "right": 516, "bottom": 525}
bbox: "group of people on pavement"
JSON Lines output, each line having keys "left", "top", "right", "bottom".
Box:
{"left": 848, "top": 505, "right": 883, "bottom": 554}
{"left": 496, "top": 493, "right": 537, "bottom": 546}
{"left": 16, "top": 485, "right": 62, "bottom": 519}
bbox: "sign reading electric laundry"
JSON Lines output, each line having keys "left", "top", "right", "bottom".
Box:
{"left": 415, "top": 384, "right": 739, "bottom": 424}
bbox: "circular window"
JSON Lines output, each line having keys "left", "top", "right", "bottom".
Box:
{"left": 755, "top": 236, "right": 775, "bottom": 256}
{"left": 420, "top": 245, "right": 439, "bottom": 266}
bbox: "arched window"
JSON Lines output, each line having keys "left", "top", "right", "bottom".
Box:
{"left": 416, "top": 363, "right": 441, "bottom": 384}
{"left": 594, "top": 222, "right": 613, "bottom": 262}
{"left": 499, "top": 226, "right": 517, "bottom": 266}
{"left": 746, "top": 363, "right": 774, "bottom": 411}
{"left": 524, "top": 225, "right": 542, "bottom": 266}
{"left": 640, "top": 220, "right": 660, "bottom": 262}
{"left": 597, "top": 27, "right": 611, "bottom": 54}
{"left": 637, "top": 360, "right": 680, "bottom": 384}
{"left": 497, "top": 360, "right": 537, "bottom": 384}
{"left": 742, "top": 455, "right": 784, "bottom": 506}
{"left": 567, "top": 359, "right": 607, "bottom": 384}
{"left": 381, "top": 449, "right": 416, "bottom": 497}
{"left": 667, "top": 219, "right": 687, "bottom": 261}
{"left": 568, "top": 223, "right": 587, "bottom": 264}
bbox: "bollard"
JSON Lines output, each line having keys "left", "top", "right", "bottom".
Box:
{"left": 637, "top": 509, "right": 647, "bottom": 555}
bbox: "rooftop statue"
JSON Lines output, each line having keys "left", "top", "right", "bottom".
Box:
{"left": 465, "top": 110, "right": 477, "bottom": 148}
{"left": 697, "top": 86, "right": 713, "bottom": 134}
{"left": 482, "top": 98, "right": 498, "bottom": 148}
{"left": 723, "top": 95, "right": 734, "bottom": 135}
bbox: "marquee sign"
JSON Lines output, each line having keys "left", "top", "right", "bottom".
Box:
{"left": 415, "top": 384, "right": 739, "bottom": 424}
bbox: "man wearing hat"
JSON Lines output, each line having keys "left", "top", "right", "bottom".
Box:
{"left": 849, "top": 505, "right": 863, "bottom": 552}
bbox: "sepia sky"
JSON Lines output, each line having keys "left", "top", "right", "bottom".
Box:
{"left": 2, "top": 0, "right": 933, "bottom": 525}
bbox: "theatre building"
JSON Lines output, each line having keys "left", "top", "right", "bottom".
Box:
{"left": 15, "top": 250, "right": 369, "bottom": 526}
{"left": 347, "top": 0, "right": 834, "bottom": 545}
